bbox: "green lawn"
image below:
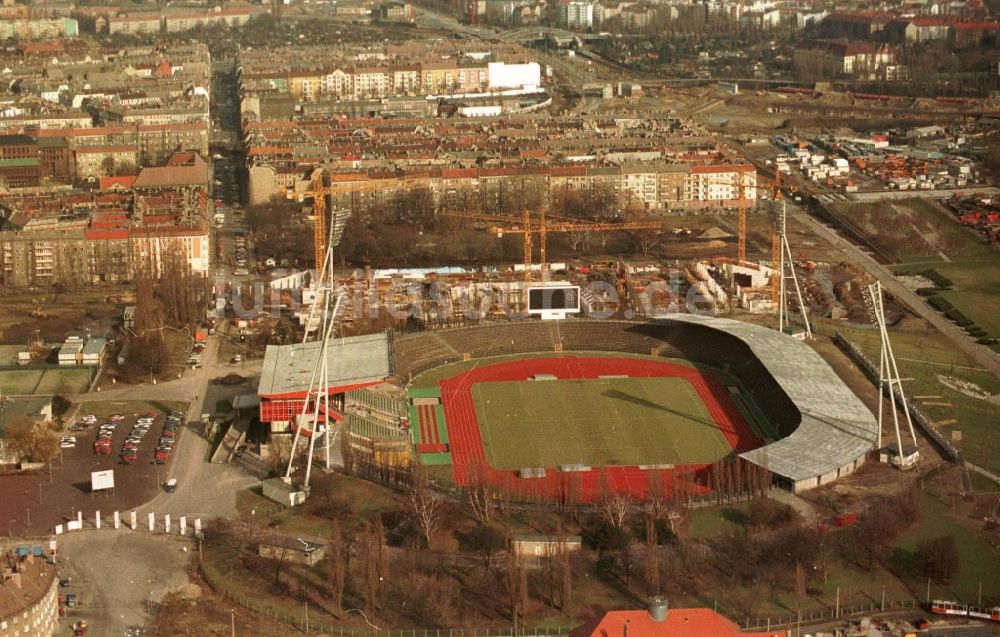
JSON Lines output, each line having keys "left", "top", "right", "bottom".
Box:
{"left": 688, "top": 503, "right": 750, "bottom": 539}
{"left": 890, "top": 492, "right": 1000, "bottom": 604}
{"left": 828, "top": 324, "right": 1000, "bottom": 474}
{"left": 0, "top": 367, "right": 92, "bottom": 396}
{"left": 888, "top": 199, "right": 1000, "bottom": 348}
{"left": 472, "top": 376, "right": 731, "bottom": 469}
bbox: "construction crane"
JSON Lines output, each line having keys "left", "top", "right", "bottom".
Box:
{"left": 771, "top": 170, "right": 782, "bottom": 305}
{"left": 737, "top": 181, "right": 747, "bottom": 264}
{"left": 278, "top": 170, "right": 405, "bottom": 273}
{"left": 442, "top": 209, "right": 664, "bottom": 282}
{"left": 697, "top": 172, "right": 753, "bottom": 264}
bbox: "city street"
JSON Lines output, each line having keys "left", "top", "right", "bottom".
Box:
{"left": 792, "top": 203, "right": 1000, "bottom": 378}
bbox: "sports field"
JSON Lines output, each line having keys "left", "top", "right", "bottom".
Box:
{"left": 0, "top": 367, "right": 93, "bottom": 396}
{"left": 472, "top": 377, "right": 731, "bottom": 469}
{"left": 418, "top": 354, "right": 759, "bottom": 500}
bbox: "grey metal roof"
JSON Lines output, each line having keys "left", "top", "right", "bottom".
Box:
{"left": 258, "top": 333, "right": 391, "bottom": 397}
{"left": 666, "top": 314, "right": 878, "bottom": 482}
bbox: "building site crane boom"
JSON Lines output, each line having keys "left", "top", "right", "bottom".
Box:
{"left": 442, "top": 209, "right": 664, "bottom": 282}
{"left": 278, "top": 170, "right": 405, "bottom": 273}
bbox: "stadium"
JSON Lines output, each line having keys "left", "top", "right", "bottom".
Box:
{"left": 258, "top": 315, "right": 879, "bottom": 497}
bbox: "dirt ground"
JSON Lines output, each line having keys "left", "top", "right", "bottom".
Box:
{"left": 148, "top": 563, "right": 310, "bottom": 637}
{"left": 0, "top": 298, "right": 124, "bottom": 347}
{"left": 805, "top": 334, "right": 954, "bottom": 513}
{"left": 0, "top": 403, "right": 186, "bottom": 536}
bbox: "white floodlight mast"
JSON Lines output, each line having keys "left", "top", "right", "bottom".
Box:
{"left": 777, "top": 201, "right": 812, "bottom": 338}
{"left": 285, "top": 214, "right": 342, "bottom": 486}
{"left": 866, "top": 281, "right": 918, "bottom": 464}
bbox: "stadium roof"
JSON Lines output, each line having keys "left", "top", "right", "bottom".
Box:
{"left": 258, "top": 333, "right": 391, "bottom": 398}
{"left": 667, "top": 315, "right": 879, "bottom": 484}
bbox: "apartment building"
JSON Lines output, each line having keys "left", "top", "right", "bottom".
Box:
{"left": 793, "top": 40, "right": 898, "bottom": 80}
{"left": 0, "top": 17, "right": 78, "bottom": 39}
{"left": 557, "top": 0, "right": 595, "bottom": 29}
{"left": 0, "top": 551, "right": 59, "bottom": 637}
{"left": 106, "top": 12, "right": 163, "bottom": 35}
{"left": 0, "top": 135, "right": 41, "bottom": 187}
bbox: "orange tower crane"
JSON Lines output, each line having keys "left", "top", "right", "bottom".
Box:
{"left": 279, "top": 170, "right": 405, "bottom": 273}
{"left": 699, "top": 171, "right": 753, "bottom": 264}
{"left": 770, "top": 170, "right": 782, "bottom": 305}
{"left": 737, "top": 180, "right": 747, "bottom": 264}
{"left": 442, "top": 210, "right": 664, "bottom": 282}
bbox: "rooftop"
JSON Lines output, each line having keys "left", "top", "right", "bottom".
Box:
{"left": 133, "top": 151, "right": 209, "bottom": 189}
{"left": 570, "top": 608, "right": 782, "bottom": 637}
{"left": 0, "top": 552, "right": 57, "bottom": 621}
{"left": 258, "top": 333, "right": 392, "bottom": 398}
{"left": 667, "top": 315, "right": 879, "bottom": 483}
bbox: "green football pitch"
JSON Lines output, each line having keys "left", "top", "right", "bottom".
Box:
{"left": 471, "top": 377, "right": 733, "bottom": 469}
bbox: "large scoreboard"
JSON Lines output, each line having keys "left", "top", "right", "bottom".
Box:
{"left": 527, "top": 284, "right": 580, "bottom": 320}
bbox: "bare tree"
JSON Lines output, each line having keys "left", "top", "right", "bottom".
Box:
{"left": 2, "top": 417, "right": 59, "bottom": 463}
{"left": 633, "top": 229, "right": 663, "bottom": 257}
{"left": 597, "top": 470, "right": 632, "bottom": 530}
{"left": 557, "top": 538, "right": 573, "bottom": 615}
{"left": 505, "top": 542, "right": 529, "bottom": 626}
{"left": 466, "top": 458, "right": 493, "bottom": 523}
{"left": 409, "top": 462, "right": 444, "bottom": 549}
{"left": 364, "top": 523, "right": 379, "bottom": 613}
{"left": 328, "top": 520, "right": 345, "bottom": 616}
{"left": 373, "top": 515, "right": 389, "bottom": 604}
{"left": 645, "top": 513, "right": 660, "bottom": 595}
{"left": 916, "top": 535, "right": 959, "bottom": 584}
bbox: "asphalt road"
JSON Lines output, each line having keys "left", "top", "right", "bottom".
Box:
{"left": 86, "top": 334, "right": 261, "bottom": 517}
{"left": 57, "top": 531, "right": 194, "bottom": 637}
{"left": 53, "top": 334, "right": 260, "bottom": 637}
{"left": 791, "top": 203, "right": 1000, "bottom": 379}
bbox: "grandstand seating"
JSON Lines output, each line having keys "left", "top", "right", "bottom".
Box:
{"left": 556, "top": 321, "right": 672, "bottom": 356}
{"left": 345, "top": 413, "right": 409, "bottom": 440}
{"left": 436, "top": 321, "right": 559, "bottom": 358}
{"left": 394, "top": 319, "right": 799, "bottom": 438}
{"left": 393, "top": 332, "right": 462, "bottom": 382}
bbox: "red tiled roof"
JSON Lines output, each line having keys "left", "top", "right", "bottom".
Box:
{"left": 570, "top": 610, "right": 783, "bottom": 637}
{"left": 100, "top": 176, "right": 137, "bottom": 189}
{"left": 134, "top": 151, "right": 209, "bottom": 188}
{"left": 951, "top": 21, "right": 999, "bottom": 30}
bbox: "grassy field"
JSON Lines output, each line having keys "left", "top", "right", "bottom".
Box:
{"left": 0, "top": 367, "right": 93, "bottom": 396}
{"left": 472, "top": 376, "right": 731, "bottom": 469}
{"left": 825, "top": 323, "right": 1000, "bottom": 474}
{"left": 887, "top": 199, "right": 1000, "bottom": 346}
{"left": 890, "top": 492, "right": 1000, "bottom": 603}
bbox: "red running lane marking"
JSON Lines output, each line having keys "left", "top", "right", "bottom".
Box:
{"left": 437, "top": 355, "right": 758, "bottom": 502}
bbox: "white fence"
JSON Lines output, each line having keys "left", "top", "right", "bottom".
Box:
{"left": 53, "top": 510, "right": 204, "bottom": 539}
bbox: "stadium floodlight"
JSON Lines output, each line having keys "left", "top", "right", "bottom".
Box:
{"left": 285, "top": 220, "right": 348, "bottom": 490}
{"left": 774, "top": 201, "right": 812, "bottom": 338}
{"left": 864, "top": 281, "right": 918, "bottom": 468}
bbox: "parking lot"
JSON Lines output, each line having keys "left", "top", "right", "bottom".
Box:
{"left": 0, "top": 402, "right": 186, "bottom": 536}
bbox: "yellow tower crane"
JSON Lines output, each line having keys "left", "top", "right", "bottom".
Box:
{"left": 278, "top": 170, "right": 406, "bottom": 273}
{"left": 442, "top": 209, "right": 664, "bottom": 282}
{"left": 770, "top": 170, "right": 783, "bottom": 306}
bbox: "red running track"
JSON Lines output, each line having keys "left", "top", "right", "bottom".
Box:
{"left": 438, "top": 355, "right": 760, "bottom": 501}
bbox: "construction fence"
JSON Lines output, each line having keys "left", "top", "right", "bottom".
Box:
{"left": 740, "top": 599, "right": 919, "bottom": 632}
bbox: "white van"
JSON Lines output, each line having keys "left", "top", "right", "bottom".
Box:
{"left": 164, "top": 478, "right": 177, "bottom": 493}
